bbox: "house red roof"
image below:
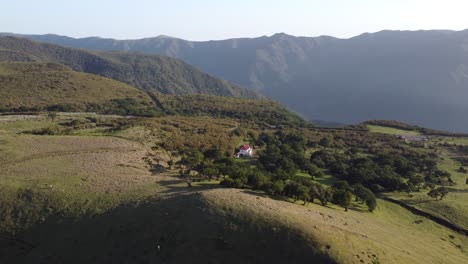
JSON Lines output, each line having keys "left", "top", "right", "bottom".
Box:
{"left": 240, "top": 144, "right": 251, "bottom": 150}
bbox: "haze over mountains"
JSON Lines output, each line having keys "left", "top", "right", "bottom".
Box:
{"left": 9, "top": 29, "right": 468, "bottom": 132}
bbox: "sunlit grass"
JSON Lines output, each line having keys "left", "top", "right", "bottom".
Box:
{"left": 367, "top": 125, "right": 420, "bottom": 135}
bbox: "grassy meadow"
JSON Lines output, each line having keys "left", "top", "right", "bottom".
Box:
{"left": 0, "top": 115, "right": 467, "bottom": 263}
{"left": 367, "top": 124, "right": 421, "bottom": 135}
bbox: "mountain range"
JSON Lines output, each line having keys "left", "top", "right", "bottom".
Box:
{"left": 7, "top": 30, "right": 468, "bottom": 132}
{"left": 0, "top": 36, "right": 260, "bottom": 99}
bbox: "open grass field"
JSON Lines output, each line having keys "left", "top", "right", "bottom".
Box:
{"left": 0, "top": 115, "right": 161, "bottom": 232}
{"left": 367, "top": 125, "right": 420, "bottom": 135}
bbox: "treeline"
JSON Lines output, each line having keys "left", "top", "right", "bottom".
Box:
{"left": 1, "top": 98, "right": 160, "bottom": 117}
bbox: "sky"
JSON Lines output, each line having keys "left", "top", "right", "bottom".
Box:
{"left": 1, "top": 0, "right": 468, "bottom": 41}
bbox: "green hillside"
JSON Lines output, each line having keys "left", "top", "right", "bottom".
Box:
{"left": 0, "top": 114, "right": 467, "bottom": 263}
{"left": 0, "top": 62, "right": 157, "bottom": 115}
{"left": 156, "top": 94, "right": 308, "bottom": 126}
{"left": 0, "top": 36, "right": 261, "bottom": 99}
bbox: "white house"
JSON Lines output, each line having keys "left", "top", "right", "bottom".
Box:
{"left": 238, "top": 144, "right": 253, "bottom": 157}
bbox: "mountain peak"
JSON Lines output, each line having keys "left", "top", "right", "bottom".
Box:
{"left": 270, "top": 32, "right": 293, "bottom": 39}
{"left": 155, "top": 35, "right": 176, "bottom": 39}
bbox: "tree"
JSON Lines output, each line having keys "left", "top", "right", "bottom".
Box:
{"left": 366, "top": 198, "right": 377, "bottom": 212}
{"left": 203, "top": 146, "right": 223, "bottom": 160}
{"left": 352, "top": 184, "right": 367, "bottom": 202}
{"left": 203, "top": 165, "right": 219, "bottom": 181}
{"left": 267, "top": 180, "right": 285, "bottom": 196}
{"left": 179, "top": 151, "right": 204, "bottom": 173}
{"left": 297, "top": 184, "right": 311, "bottom": 205}
{"left": 427, "top": 188, "right": 441, "bottom": 200}
{"left": 284, "top": 181, "right": 309, "bottom": 203}
{"left": 214, "top": 158, "right": 234, "bottom": 180}
{"left": 303, "top": 162, "right": 322, "bottom": 177}
{"left": 248, "top": 172, "right": 270, "bottom": 189}
{"left": 437, "top": 187, "right": 449, "bottom": 200}
{"left": 428, "top": 187, "right": 449, "bottom": 200}
{"left": 352, "top": 184, "right": 374, "bottom": 203}
{"left": 408, "top": 176, "right": 424, "bottom": 192}
{"left": 317, "top": 186, "right": 333, "bottom": 206}
{"left": 157, "top": 140, "right": 182, "bottom": 169}
{"left": 319, "top": 137, "right": 333, "bottom": 148}
{"left": 246, "top": 131, "right": 258, "bottom": 148}
{"left": 332, "top": 181, "right": 349, "bottom": 191}
{"left": 333, "top": 189, "right": 353, "bottom": 211}
{"left": 47, "top": 111, "right": 57, "bottom": 121}
{"left": 351, "top": 184, "right": 377, "bottom": 211}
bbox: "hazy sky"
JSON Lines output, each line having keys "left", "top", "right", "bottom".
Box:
{"left": 2, "top": 0, "right": 468, "bottom": 40}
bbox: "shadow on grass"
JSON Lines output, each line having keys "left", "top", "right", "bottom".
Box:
{"left": 239, "top": 189, "right": 295, "bottom": 204}
{"left": 0, "top": 192, "right": 336, "bottom": 264}
{"left": 398, "top": 199, "right": 434, "bottom": 205}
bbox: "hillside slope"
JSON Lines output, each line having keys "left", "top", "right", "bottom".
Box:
{"left": 0, "top": 62, "right": 156, "bottom": 115}
{"left": 156, "top": 94, "right": 307, "bottom": 126}
{"left": 16, "top": 30, "right": 468, "bottom": 132}
{"left": 0, "top": 36, "right": 260, "bottom": 99}
{"left": 0, "top": 61, "right": 305, "bottom": 125}
{"left": 0, "top": 115, "right": 466, "bottom": 263}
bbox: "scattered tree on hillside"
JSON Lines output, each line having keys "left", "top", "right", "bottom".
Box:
{"left": 427, "top": 188, "right": 441, "bottom": 200}
{"left": 318, "top": 187, "right": 333, "bottom": 206}
{"left": 333, "top": 189, "right": 353, "bottom": 211}
{"left": 178, "top": 150, "right": 204, "bottom": 174}
{"left": 265, "top": 180, "right": 285, "bottom": 196}
{"left": 427, "top": 187, "right": 449, "bottom": 200}
{"left": 437, "top": 187, "right": 449, "bottom": 200}
{"left": 202, "top": 165, "right": 219, "bottom": 181}
{"left": 407, "top": 176, "right": 424, "bottom": 192}
{"left": 47, "top": 111, "right": 57, "bottom": 121}
{"left": 366, "top": 198, "right": 377, "bottom": 212}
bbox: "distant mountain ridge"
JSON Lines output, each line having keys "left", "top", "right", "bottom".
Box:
{"left": 0, "top": 36, "right": 261, "bottom": 99}
{"left": 9, "top": 30, "right": 468, "bottom": 132}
